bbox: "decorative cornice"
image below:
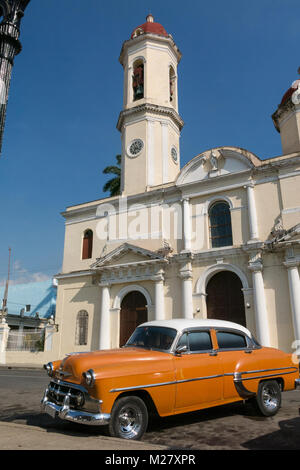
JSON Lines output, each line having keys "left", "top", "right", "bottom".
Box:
{"left": 99, "top": 263, "right": 166, "bottom": 285}
{"left": 117, "top": 103, "right": 184, "bottom": 132}
{"left": 283, "top": 258, "right": 300, "bottom": 269}
{"left": 190, "top": 246, "right": 247, "bottom": 264}
{"left": 119, "top": 32, "right": 182, "bottom": 66}
{"left": 174, "top": 250, "right": 194, "bottom": 263}
{"left": 54, "top": 270, "right": 96, "bottom": 280}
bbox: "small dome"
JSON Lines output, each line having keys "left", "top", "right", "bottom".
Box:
{"left": 280, "top": 68, "right": 300, "bottom": 105}
{"left": 131, "top": 15, "right": 168, "bottom": 39}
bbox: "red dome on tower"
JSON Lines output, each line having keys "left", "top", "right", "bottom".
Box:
{"left": 131, "top": 15, "right": 168, "bottom": 39}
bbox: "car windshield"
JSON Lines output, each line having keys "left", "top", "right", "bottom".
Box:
{"left": 125, "top": 326, "right": 177, "bottom": 351}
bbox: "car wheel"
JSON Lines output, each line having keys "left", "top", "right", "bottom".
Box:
{"left": 108, "top": 396, "right": 148, "bottom": 440}
{"left": 254, "top": 380, "right": 281, "bottom": 417}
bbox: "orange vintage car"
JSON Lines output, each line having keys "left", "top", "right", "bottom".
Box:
{"left": 41, "top": 319, "right": 300, "bottom": 440}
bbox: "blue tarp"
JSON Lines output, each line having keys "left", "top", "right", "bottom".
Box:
{"left": 0, "top": 279, "right": 57, "bottom": 319}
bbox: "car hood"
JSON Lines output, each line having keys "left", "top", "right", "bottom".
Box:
{"left": 55, "top": 347, "right": 173, "bottom": 384}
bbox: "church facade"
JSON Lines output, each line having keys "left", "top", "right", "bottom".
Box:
{"left": 53, "top": 16, "right": 300, "bottom": 359}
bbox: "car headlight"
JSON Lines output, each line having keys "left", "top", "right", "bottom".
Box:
{"left": 44, "top": 362, "right": 54, "bottom": 377}
{"left": 82, "top": 369, "right": 95, "bottom": 387}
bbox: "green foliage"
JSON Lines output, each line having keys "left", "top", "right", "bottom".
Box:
{"left": 103, "top": 154, "right": 121, "bottom": 196}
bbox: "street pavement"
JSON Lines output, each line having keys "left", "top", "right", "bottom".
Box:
{"left": 1, "top": 365, "right": 300, "bottom": 450}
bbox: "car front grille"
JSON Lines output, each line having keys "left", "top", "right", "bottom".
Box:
{"left": 47, "top": 380, "right": 85, "bottom": 409}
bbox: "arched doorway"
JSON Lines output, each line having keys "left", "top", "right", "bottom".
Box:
{"left": 119, "top": 291, "right": 148, "bottom": 346}
{"left": 206, "top": 271, "right": 246, "bottom": 326}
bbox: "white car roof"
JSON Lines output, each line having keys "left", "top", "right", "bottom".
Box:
{"left": 139, "top": 319, "right": 253, "bottom": 338}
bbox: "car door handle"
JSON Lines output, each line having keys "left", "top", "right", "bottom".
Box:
{"left": 209, "top": 351, "right": 218, "bottom": 356}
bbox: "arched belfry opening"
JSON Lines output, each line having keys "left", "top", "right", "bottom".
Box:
{"left": 119, "top": 291, "right": 148, "bottom": 346}
{"left": 169, "top": 66, "right": 176, "bottom": 103}
{"left": 206, "top": 271, "right": 246, "bottom": 326}
{"left": 132, "top": 59, "right": 144, "bottom": 101}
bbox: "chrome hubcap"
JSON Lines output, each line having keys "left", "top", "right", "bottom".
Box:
{"left": 118, "top": 405, "right": 142, "bottom": 438}
{"left": 262, "top": 384, "right": 279, "bottom": 410}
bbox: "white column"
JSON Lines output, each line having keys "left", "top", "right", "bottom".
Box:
{"left": 99, "top": 283, "right": 111, "bottom": 350}
{"left": 44, "top": 324, "right": 56, "bottom": 352}
{"left": 0, "top": 319, "right": 10, "bottom": 364}
{"left": 284, "top": 259, "right": 300, "bottom": 342}
{"left": 182, "top": 197, "right": 191, "bottom": 252}
{"left": 120, "top": 125, "right": 126, "bottom": 194}
{"left": 147, "top": 119, "right": 155, "bottom": 187}
{"left": 248, "top": 262, "right": 271, "bottom": 346}
{"left": 126, "top": 65, "right": 132, "bottom": 105}
{"left": 161, "top": 122, "right": 169, "bottom": 184}
{"left": 246, "top": 184, "right": 259, "bottom": 242}
{"left": 154, "top": 272, "right": 165, "bottom": 321}
{"left": 179, "top": 262, "right": 193, "bottom": 319}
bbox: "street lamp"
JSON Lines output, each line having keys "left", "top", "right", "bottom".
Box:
{"left": 0, "top": 0, "right": 31, "bottom": 154}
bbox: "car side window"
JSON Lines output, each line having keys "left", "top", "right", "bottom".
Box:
{"left": 176, "top": 331, "right": 212, "bottom": 352}
{"left": 216, "top": 331, "right": 247, "bottom": 350}
{"left": 188, "top": 331, "right": 213, "bottom": 352}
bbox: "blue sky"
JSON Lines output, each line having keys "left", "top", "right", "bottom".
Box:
{"left": 0, "top": 0, "right": 298, "bottom": 284}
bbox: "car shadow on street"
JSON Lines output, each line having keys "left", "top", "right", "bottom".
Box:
{"left": 1, "top": 400, "right": 251, "bottom": 436}
{"left": 8, "top": 400, "right": 255, "bottom": 428}
{"left": 241, "top": 416, "right": 300, "bottom": 450}
{"left": 146, "top": 400, "right": 259, "bottom": 432}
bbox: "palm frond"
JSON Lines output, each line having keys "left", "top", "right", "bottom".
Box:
{"left": 102, "top": 154, "right": 122, "bottom": 196}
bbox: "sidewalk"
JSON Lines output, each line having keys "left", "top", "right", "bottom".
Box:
{"left": 0, "top": 421, "right": 167, "bottom": 450}
{"left": 0, "top": 363, "right": 43, "bottom": 370}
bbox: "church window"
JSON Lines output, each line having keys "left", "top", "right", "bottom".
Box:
{"left": 209, "top": 202, "right": 233, "bottom": 248}
{"left": 132, "top": 60, "right": 144, "bottom": 101}
{"left": 82, "top": 229, "right": 93, "bottom": 260}
{"left": 75, "top": 310, "right": 88, "bottom": 345}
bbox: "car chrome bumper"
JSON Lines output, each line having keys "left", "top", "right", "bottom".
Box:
{"left": 41, "top": 391, "right": 110, "bottom": 426}
{"left": 295, "top": 378, "right": 300, "bottom": 389}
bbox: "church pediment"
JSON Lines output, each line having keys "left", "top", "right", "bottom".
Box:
{"left": 91, "top": 243, "right": 167, "bottom": 270}
{"left": 176, "top": 146, "right": 261, "bottom": 186}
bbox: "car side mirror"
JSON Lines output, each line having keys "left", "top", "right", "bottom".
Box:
{"left": 175, "top": 345, "right": 188, "bottom": 356}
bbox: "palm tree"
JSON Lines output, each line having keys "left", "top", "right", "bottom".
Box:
{"left": 103, "top": 154, "right": 121, "bottom": 196}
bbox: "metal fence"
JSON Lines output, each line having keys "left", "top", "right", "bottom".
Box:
{"left": 6, "top": 329, "right": 45, "bottom": 352}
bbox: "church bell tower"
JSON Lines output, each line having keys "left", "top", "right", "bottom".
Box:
{"left": 117, "top": 15, "right": 184, "bottom": 195}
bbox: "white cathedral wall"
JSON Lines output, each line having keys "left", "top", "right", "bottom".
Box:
{"left": 53, "top": 276, "right": 101, "bottom": 359}
{"left": 53, "top": 155, "right": 300, "bottom": 357}
{"left": 262, "top": 252, "right": 295, "bottom": 352}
